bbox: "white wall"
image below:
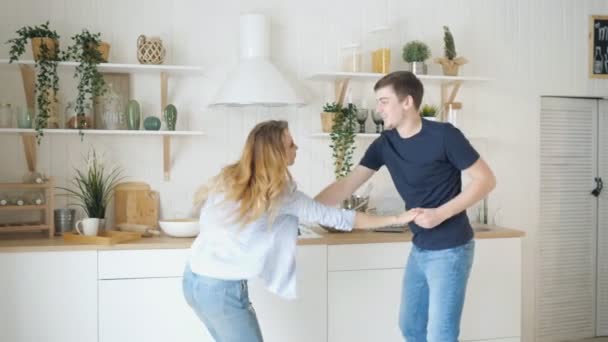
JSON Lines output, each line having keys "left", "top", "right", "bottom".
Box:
{"left": 1, "top": 0, "right": 608, "bottom": 340}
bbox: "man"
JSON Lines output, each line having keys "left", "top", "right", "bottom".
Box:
{"left": 315, "top": 71, "right": 496, "bottom": 341}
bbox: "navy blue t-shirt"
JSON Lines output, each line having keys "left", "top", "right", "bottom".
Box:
{"left": 360, "top": 119, "right": 480, "bottom": 250}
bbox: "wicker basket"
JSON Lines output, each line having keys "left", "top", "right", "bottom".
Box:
{"left": 137, "top": 35, "right": 165, "bottom": 65}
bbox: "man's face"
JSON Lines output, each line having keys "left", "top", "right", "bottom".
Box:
{"left": 375, "top": 85, "right": 415, "bottom": 129}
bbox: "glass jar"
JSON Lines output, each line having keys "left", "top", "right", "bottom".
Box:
{"left": 0, "top": 103, "right": 13, "bottom": 128}
{"left": 65, "top": 101, "right": 93, "bottom": 129}
{"left": 341, "top": 43, "right": 362, "bottom": 73}
{"left": 16, "top": 107, "right": 33, "bottom": 128}
{"left": 99, "top": 84, "right": 126, "bottom": 130}
{"left": 370, "top": 26, "right": 391, "bottom": 73}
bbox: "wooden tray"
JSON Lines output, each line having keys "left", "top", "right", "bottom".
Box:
{"left": 63, "top": 230, "right": 142, "bottom": 245}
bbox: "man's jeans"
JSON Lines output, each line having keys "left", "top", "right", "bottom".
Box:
{"left": 399, "top": 239, "right": 475, "bottom": 342}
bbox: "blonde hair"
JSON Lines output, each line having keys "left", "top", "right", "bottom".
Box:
{"left": 193, "top": 120, "right": 293, "bottom": 226}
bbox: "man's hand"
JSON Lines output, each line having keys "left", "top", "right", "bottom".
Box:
{"left": 413, "top": 208, "right": 449, "bottom": 229}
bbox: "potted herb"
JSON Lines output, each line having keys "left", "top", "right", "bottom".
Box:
{"left": 321, "top": 102, "right": 342, "bottom": 133}
{"left": 58, "top": 149, "right": 124, "bottom": 228}
{"left": 6, "top": 21, "right": 61, "bottom": 143}
{"left": 420, "top": 104, "right": 438, "bottom": 121}
{"left": 330, "top": 103, "right": 357, "bottom": 179}
{"left": 64, "top": 29, "right": 109, "bottom": 130}
{"left": 434, "top": 26, "right": 468, "bottom": 76}
{"left": 402, "top": 40, "right": 431, "bottom": 75}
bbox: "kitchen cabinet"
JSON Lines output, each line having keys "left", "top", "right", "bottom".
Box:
{"left": 327, "top": 239, "right": 521, "bottom": 342}
{"left": 97, "top": 246, "right": 328, "bottom": 342}
{"left": 0, "top": 251, "right": 97, "bottom": 342}
{"left": 248, "top": 245, "right": 328, "bottom": 342}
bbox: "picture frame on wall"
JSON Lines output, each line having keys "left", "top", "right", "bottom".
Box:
{"left": 590, "top": 15, "right": 608, "bottom": 79}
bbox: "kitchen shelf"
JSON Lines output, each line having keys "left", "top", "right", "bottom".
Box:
{"left": 0, "top": 205, "right": 47, "bottom": 211}
{"left": 310, "top": 132, "right": 488, "bottom": 141}
{"left": 0, "top": 179, "right": 54, "bottom": 237}
{"left": 307, "top": 71, "right": 491, "bottom": 121}
{"left": 0, "top": 128, "right": 204, "bottom": 136}
{"left": 307, "top": 72, "right": 491, "bottom": 84}
{"left": 0, "top": 59, "right": 203, "bottom": 181}
{"left": 0, "top": 59, "right": 203, "bottom": 74}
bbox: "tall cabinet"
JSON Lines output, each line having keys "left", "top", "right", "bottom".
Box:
{"left": 538, "top": 96, "right": 608, "bottom": 341}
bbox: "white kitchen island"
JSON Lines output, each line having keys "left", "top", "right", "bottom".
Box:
{"left": 0, "top": 225, "right": 523, "bottom": 342}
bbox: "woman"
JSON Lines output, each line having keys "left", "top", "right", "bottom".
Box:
{"left": 183, "top": 120, "right": 419, "bottom": 342}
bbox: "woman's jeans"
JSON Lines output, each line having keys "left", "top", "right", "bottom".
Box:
{"left": 399, "top": 239, "right": 475, "bottom": 342}
{"left": 183, "top": 265, "right": 264, "bottom": 342}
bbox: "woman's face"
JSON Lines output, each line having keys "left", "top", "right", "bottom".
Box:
{"left": 283, "top": 129, "right": 298, "bottom": 166}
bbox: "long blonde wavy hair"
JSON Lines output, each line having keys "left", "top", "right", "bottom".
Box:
{"left": 193, "top": 120, "right": 293, "bottom": 226}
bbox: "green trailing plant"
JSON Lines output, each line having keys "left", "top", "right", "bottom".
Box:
{"left": 420, "top": 104, "right": 438, "bottom": 117}
{"left": 64, "top": 29, "right": 107, "bottom": 130}
{"left": 323, "top": 102, "right": 342, "bottom": 113}
{"left": 330, "top": 103, "right": 357, "bottom": 179}
{"left": 5, "top": 21, "right": 60, "bottom": 143}
{"left": 57, "top": 149, "right": 124, "bottom": 219}
{"left": 402, "top": 40, "right": 431, "bottom": 63}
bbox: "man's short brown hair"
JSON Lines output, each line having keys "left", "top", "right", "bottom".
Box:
{"left": 374, "top": 71, "right": 424, "bottom": 110}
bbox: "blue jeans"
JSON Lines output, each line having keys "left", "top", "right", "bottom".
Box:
{"left": 399, "top": 239, "right": 475, "bottom": 342}
{"left": 182, "top": 265, "right": 264, "bottom": 342}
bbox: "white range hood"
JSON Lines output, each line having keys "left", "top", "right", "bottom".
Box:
{"left": 210, "top": 14, "right": 305, "bottom": 107}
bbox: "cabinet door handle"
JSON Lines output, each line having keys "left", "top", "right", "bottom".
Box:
{"left": 592, "top": 177, "right": 603, "bottom": 197}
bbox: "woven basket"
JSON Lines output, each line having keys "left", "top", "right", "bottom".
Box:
{"left": 137, "top": 35, "right": 165, "bottom": 65}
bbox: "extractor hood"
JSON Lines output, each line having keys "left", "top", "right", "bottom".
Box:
{"left": 210, "top": 14, "right": 305, "bottom": 107}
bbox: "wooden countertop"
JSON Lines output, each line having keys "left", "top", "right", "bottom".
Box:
{"left": 0, "top": 223, "right": 524, "bottom": 253}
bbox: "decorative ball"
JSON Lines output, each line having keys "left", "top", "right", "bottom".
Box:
{"left": 143, "top": 116, "right": 161, "bottom": 130}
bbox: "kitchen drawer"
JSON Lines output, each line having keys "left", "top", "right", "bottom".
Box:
{"left": 328, "top": 242, "right": 410, "bottom": 271}
{"left": 98, "top": 248, "right": 189, "bottom": 279}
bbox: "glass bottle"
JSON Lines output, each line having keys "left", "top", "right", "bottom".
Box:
{"left": 0, "top": 103, "right": 13, "bottom": 128}
{"left": 594, "top": 46, "right": 603, "bottom": 74}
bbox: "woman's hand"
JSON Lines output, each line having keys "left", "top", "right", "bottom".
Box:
{"left": 395, "top": 208, "right": 423, "bottom": 225}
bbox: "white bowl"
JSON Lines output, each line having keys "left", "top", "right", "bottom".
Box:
{"left": 158, "top": 218, "right": 199, "bottom": 237}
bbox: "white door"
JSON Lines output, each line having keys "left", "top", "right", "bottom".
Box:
{"left": 0, "top": 251, "right": 97, "bottom": 342}
{"left": 98, "top": 277, "right": 213, "bottom": 342}
{"left": 538, "top": 96, "right": 598, "bottom": 341}
{"left": 597, "top": 99, "right": 608, "bottom": 336}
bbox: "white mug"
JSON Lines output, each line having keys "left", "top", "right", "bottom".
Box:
{"left": 75, "top": 218, "right": 99, "bottom": 236}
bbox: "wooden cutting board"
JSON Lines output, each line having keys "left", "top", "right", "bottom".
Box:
{"left": 114, "top": 182, "right": 159, "bottom": 228}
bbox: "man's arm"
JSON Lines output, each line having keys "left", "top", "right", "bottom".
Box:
{"left": 414, "top": 158, "right": 496, "bottom": 229}
{"left": 314, "top": 165, "right": 376, "bottom": 207}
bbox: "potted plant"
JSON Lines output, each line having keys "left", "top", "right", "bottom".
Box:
{"left": 6, "top": 21, "right": 61, "bottom": 143}
{"left": 321, "top": 102, "right": 342, "bottom": 133}
{"left": 57, "top": 149, "right": 124, "bottom": 228}
{"left": 434, "top": 26, "right": 468, "bottom": 76}
{"left": 64, "top": 29, "right": 109, "bottom": 130}
{"left": 330, "top": 103, "right": 357, "bottom": 179}
{"left": 420, "top": 104, "right": 439, "bottom": 121}
{"left": 402, "top": 40, "right": 431, "bottom": 75}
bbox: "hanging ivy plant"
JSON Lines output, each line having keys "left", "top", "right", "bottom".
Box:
{"left": 64, "top": 29, "right": 107, "bottom": 134}
{"left": 5, "top": 21, "right": 61, "bottom": 143}
{"left": 330, "top": 103, "right": 357, "bottom": 179}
